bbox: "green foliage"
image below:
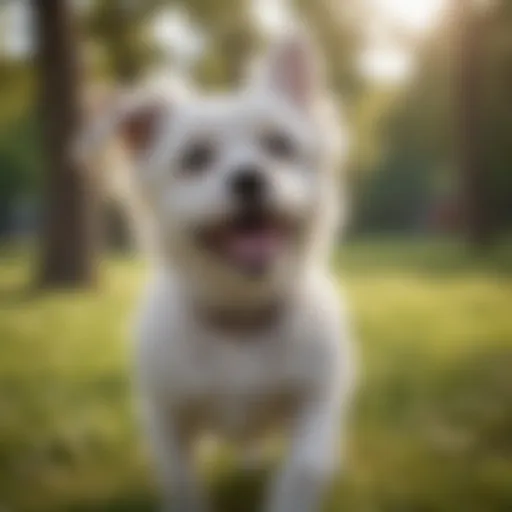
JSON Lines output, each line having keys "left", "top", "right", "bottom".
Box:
{"left": 185, "top": 0, "right": 260, "bottom": 87}
{"left": 84, "top": 0, "right": 165, "bottom": 82}
{"left": 481, "top": 0, "right": 512, "bottom": 230}
{"left": 352, "top": 18, "right": 454, "bottom": 233}
{"left": 84, "top": 0, "right": 260, "bottom": 87}
{"left": 0, "top": 240, "right": 511, "bottom": 511}
{"left": 353, "top": 0, "right": 512, "bottom": 234}
{"left": 0, "top": 60, "right": 39, "bottom": 224}
{"left": 294, "top": 0, "right": 364, "bottom": 101}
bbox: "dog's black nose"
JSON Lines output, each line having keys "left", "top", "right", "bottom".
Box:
{"left": 230, "top": 167, "right": 265, "bottom": 202}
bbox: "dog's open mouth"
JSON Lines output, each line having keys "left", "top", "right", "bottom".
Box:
{"left": 198, "top": 210, "right": 293, "bottom": 275}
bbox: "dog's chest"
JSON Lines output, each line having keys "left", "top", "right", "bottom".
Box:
{"left": 170, "top": 330, "right": 315, "bottom": 436}
{"left": 138, "top": 273, "right": 341, "bottom": 438}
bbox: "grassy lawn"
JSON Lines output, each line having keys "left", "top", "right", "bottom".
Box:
{"left": 0, "top": 240, "right": 511, "bottom": 511}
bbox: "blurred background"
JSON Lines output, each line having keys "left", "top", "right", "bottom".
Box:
{"left": 0, "top": 0, "right": 511, "bottom": 511}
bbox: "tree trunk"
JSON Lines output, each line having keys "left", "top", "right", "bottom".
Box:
{"left": 454, "top": 0, "right": 493, "bottom": 248}
{"left": 34, "top": 0, "right": 98, "bottom": 286}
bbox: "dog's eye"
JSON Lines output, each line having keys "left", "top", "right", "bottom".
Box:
{"left": 261, "top": 130, "right": 296, "bottom": 160}
{"left": 180, "top": 141, "right": 215, "bottom": 174}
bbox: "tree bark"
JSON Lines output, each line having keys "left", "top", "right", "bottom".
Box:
{"left": 34, "top": 0, "right": 98, "bottom": 286}
{"left": 454, "top": 0, "right": 493, "bottom": 248}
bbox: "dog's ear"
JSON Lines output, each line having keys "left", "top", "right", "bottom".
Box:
{"left": 118, "top": 98, "right": 164, "bottom": 157}
{"left": 259, "top": 31, "right": 324, "bottom": 110}
{"left": 76, "top": 88, "right": 167, "bottom": 163}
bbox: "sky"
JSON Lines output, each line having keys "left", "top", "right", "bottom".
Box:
{"left": 1, "top": 0, "right": 447, "bottom": 83}
{"left": 372, "top": 0, "right": 445, "bottom": 33}
{"left": 0, "top": 0, "right": 32, "bottom": 58}
{"left": 361, "top": 0, "right": 446, "bottom": 81}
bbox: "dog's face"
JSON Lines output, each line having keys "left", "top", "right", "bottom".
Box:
{"left": 91, "top": 35, "right": 344, "bottom": 295}
{"left": 147, "top": 92, "right": 327, "bottom": 277}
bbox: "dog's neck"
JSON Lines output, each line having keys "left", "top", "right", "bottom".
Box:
{"left": 166, "top": 261, "right": 305, "bottom": 335}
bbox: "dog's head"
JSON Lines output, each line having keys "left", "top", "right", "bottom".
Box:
{"left": 83, "top": 34, "right": 347, "bottom": 303}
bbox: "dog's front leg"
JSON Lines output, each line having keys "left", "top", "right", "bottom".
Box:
{"left": 264, "top": 396, "right": 343, "bottom": 512}
{"left": 143, "top": 400, "right": 209, "bottom": 512}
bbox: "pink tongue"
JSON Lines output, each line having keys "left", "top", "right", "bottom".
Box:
{"left": 228, "top": 231, "right": 280, "bottom": 267}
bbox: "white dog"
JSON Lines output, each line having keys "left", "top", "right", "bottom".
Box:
{"left": 84, "top": 33, "right": 356, "bottom": 512}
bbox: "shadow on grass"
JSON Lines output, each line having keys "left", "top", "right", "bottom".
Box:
{"left": 0, "top": 286, "right": 39, "bottom": 307}
{"left": 210, "top": 467, "right": 268, "bottom": 512}
{"left": 63, "top": 468, "right": 269, "bottom": 512}
{"left": 65, "top": 492, "right": 155, "bottom": 512}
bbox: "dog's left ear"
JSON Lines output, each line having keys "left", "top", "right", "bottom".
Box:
{"left": 75, "top": 88, "right": 169, "bottom": 165}
{"left": 259, "top": 31, "right": 324, "bottom": 110}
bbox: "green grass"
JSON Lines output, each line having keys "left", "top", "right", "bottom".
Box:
{"left": 1, "top": 240, "right": 511, "bottom": 511}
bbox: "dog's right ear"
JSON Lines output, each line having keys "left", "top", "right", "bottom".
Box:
{"left": 250, "top": 30, "right": 324, "bottom": 113}
{"left": 76, "top": 88, "right": 167, "bottom": 163}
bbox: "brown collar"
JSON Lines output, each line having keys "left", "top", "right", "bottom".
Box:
{"left": 195, "top": 300, "right": 285, "bottom": 335}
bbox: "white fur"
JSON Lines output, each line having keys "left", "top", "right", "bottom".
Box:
{"left": 86, "top": 33, "right": 356, "bottom": 512}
